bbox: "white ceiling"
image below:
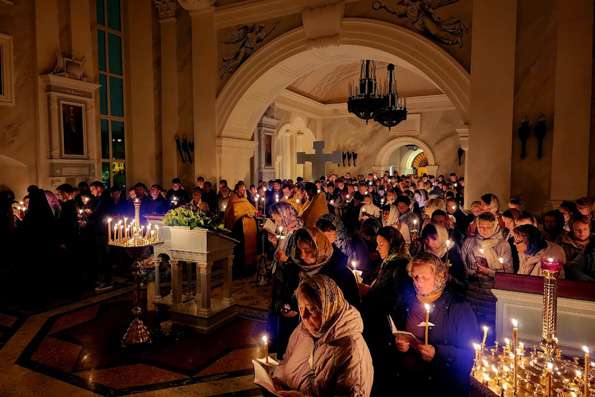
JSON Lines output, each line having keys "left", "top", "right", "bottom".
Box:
{"left": 287, "top": 61, "right": 442, "bottom": 104}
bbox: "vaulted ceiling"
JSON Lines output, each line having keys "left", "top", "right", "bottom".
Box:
{"left": 287, "top": 61, "right": 442, "bottom": 105}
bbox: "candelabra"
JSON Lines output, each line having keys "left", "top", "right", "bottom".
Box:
{"left": 471, "top": 258, "right": 593, "bottom": 396}
{"left": 107, "top": 198, "right": 161, "bottom": 346}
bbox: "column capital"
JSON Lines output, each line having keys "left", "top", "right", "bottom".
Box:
{"left": 178, "top": 0, "right": 215, "bottom": 13}
{"left": 153, "top": 0, "right": 177, "bottom": 20}
{"left": 456, "top": 127, "right": 469, "bottom": 151}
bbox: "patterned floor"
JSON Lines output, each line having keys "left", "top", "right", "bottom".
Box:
{"left": 15, "top": 277, "right": 272, "bottom": 396}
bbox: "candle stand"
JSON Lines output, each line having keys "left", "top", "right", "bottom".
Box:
{"left": 471, "top": 259, "right": 593, "bottom": 396}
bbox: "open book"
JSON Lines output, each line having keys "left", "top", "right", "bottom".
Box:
{"left": 262, "top": 219, "right": 278, "bottom": 235}
{"left": 253, "top": 359, "right": 282, "bottom": 396}
{"left": 387, "top": 314, "right": 421, "bottom": 347}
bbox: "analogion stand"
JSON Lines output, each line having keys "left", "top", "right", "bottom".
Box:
{"left": 151, "top": 222, "right": 239, "bottom": 334}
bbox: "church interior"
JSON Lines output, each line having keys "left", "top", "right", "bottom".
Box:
{"left": 1, "top": 0, "right": 595, "bottom": 396}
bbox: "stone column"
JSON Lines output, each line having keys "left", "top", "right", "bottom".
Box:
{"left": 126, "top": 0, "right": 158, "bottom": 186}
{"left": 550, "top": 0, "right": 593, "bottom": 202}
{"left": 457, "top": 127, "right": 469, "bottom": 206}
{"left": 197, "top": 261, "right": 212, "bottom": 313}
{"left": 171, "top": 260, "right": 183, "bottom": 304}
{"left": 154, "top": 0, "right": 179, "bottom": 185}
{"left": 466, "top": 0, "right": 517, "bottom": 205}
{"left": 217, "top": 137, "right": 257, "bottom": 186}
{"left": 256, "top": 109, "right": 279, "bottom": 182}
{"left": 179, "top": 0, "right": 218, "bottom": 183}
{"left": 222, "top": 256, "right": 234, "bottom": 306}
{"left": 35, "top": 0, "right": 61, "bottom": 187}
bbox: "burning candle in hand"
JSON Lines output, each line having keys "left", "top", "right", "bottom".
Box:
{"left": 262, "top": 334, "right": 269, "bottom": 364}
{"left": 424, "top": 303, "right": 431, "bottom": 345}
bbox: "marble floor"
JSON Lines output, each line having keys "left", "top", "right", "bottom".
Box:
{"left": 0, "top": 278, "right": 272, "bottom": 396}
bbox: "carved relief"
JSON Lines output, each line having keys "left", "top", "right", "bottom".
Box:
{"left": 372, "top": 0, "right": 468, "bottom": 47}
{"left": 153, "top": 0, "right": 177, "bottom": 19}
{"left": 219, "top": 23, "right": 278, "bottom": 78}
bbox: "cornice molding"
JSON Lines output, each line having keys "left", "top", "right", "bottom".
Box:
{"left": 214, "top": 0, "right": 358, "bottom": 29}
{"left": 154, "top": 0, "right": 177, "bottom": 20}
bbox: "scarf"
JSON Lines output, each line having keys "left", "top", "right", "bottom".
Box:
{"left": 290, "top": 227, "right": 334, "bottom": 275}
{"left": 414, "top": 255, "right": 448, "bottom": 304}
{"left": 425, "top": 223, "right": 449, "bottom": 258}
{"left": 470, "top": 225, "right": 506, "bottom": 271}
{"left": 382, "top": 205, "right": 400, "bottom": 227}
{"left": 299, "top": 274, "right": 348, "bottom": 340}
{"left": 318, "top": 213, "right": 350, "bottom": 256}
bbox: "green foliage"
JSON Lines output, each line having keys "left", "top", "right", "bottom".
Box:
{"left": 162, "top": 207, "right": 220, "bottom": 230}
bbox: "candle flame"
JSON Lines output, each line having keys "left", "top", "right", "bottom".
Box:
{"left": 351, "top": 260, "right": 357, "bottom": 270}
{"left": 262, "top": 335, "right": 268, "bottom": 344}
{"left": 511, "top": 318, "right": 518, "bottom": 328}
{"left": 482, "top": 325, "right": 489, "bottom": 333}
{"left": 547, "top": 362, "right": 554, "bottom": 371}
{"left": 504, "top": 338, "right": 510, "bottom": 345}
{"left": 498, "top": 257, "right": 504, "bottom": 264}
{"left": 583, "top": 346, "right": 590, "bottom": 354}
{"left": 424, "top": 303, "right": 431, "bottom": 313}
{"left": 547, "top": 257, "right": 554, "bottom": 263}
{"left": 107, "top": 217, "right": 112, "bottom": 222}
{"left": 472, "top": 342, "right": 480, "bottom": 350}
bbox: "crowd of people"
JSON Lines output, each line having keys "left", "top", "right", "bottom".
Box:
{"left": 1, "top": 170, "right": 595, "bottom": 396}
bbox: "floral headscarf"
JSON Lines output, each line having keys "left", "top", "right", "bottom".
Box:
{"left": 271, "top": 201, "right": 303, "bottom": 233}
{"left": 290, "top": 227, "right": 334, "bottom": 275}
{"left": 297, "top": 274, "right": 348, "bottom": 339}
{"left": 317, "top": 213, "right": 350, "bottom": 255}
{"left": 407, "top": 253, "right": 449, "bottom": 304}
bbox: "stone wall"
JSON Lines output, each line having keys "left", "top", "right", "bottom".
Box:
{"left": 0, "top": 1, "right": 38, "bottom": 197}
{"left": 510, "top": 0, "right": 557, "bottom": 212}
{"left": 319, "top": 110, "right": 463, "bottom": 178}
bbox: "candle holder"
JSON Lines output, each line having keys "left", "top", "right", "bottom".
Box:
{"left": 471, "top": 258, "right": 593, "bottom": 396}
{"left": 107, "top": 199, "right": 162, "bottom": 347}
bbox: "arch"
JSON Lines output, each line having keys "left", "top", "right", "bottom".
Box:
{"left": 217, "top": 18, "right": 470, "bottom": 141}
{"left": 375, "top": 137, "right": 437, "bottom": 169}
{"left": 401, "top": 148, "right": 424, "bottom": 171}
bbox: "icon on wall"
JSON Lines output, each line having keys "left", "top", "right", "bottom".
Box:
{"left": 60, "top": 101, "right": 86, "bottom": 157}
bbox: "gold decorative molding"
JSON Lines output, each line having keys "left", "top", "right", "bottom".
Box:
{"left": 153, "top": 0, "right": 177, "bottom": 20}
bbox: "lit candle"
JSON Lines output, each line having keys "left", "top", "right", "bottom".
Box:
{"left": 123, "top": 217, "right": 128, "bottom": 233}
{"left": 451, "top": 205, "right": 457, "bottom": 211}
{"left": 113, "top": 225, "right": 118, "bottom": 243}
{"left": 275, "top": 194, "right": 279, "bottom": 203}
{"left": 330, "top": 199, "right": 335, "bottom": 205}
{"left": 119, "top": 224, "right": 123, "bottom": 242}
{"left": 498, "top": 257, "right": 504, "bottom": 265}
{"left": 583, "top": 346, "right": 590, "bottom": 397}
{"left": 296, "top": 199, "right": 300, "bottom": 204}
{"left": 546, "top": 362, "right": 553, "bottom": 397}
{"left": 351, "top": 260, "right": 362, "bottom": 281}
{"left": 479, "top": 248, "right": 485, "bottom": 255}
{"left": 504, "top": 338, "right": 510, "bottom": 353}
{"left": 262, "top": 335, "right": 269, "bottom": 364}
{"left": 155, "top": 225, "right": 160, "bottom": 241}
{"left": 150, "top": 229, "right": 155, "bottom": 242}
{"left": 446, "top": 239, "right": 453, "bottom": 250}
{"left": 511, "top": 319, "right": 519, "bottom": 394}
{"left": 107, "top": 217, "right": 112, "bottom": 242}
{"left": 481, "top": 325, "right": 489, "bottom": 350}
{"left": 424, "top": 303, "right": 431, "bottom": 345}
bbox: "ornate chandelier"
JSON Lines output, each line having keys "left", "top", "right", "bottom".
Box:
{"left": 347, "top": 60, "right": 407, "bottom": 130}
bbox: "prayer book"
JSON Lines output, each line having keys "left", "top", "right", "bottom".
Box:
{"left": 387, "top": 314, "right": 421, "bottom": 347}
{"left": 262, "top": 218, "right": 278, "bottom": 235}
{"left": 252, "top": 359, "right": 282, "bottom": 396}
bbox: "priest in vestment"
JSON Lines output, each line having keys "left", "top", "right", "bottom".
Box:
{"left": 299, "top": 182, "right": 329, "bottom": 229}
{"left": 224, "top": 181, "right": 258, "bottom": 274}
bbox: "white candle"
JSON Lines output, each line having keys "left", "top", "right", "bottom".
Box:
{"left": 424, "top": 303, "right": 431, "bottom": 345}
{"left": 155, "top": 225, "right": 160, "bottom": 241}
{"left": 262, "top": 335, "right": 269, "bottom": 364}
{"left": 481, "top": 325, "right": 489, "bottom": 349}
{"left": 107, "top": 217, "right": 112, "bottom": 242}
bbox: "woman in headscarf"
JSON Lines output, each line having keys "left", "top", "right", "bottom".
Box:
{"left": 273, "top": 275, "right": 373, "bottom": 397}
{"left": 382, "top": 204, "right": 411, "bottom": 248}
{"left": 271, "top": 226, "right": 357, "bottom": 358}
{"left": 317, "top": 213, "right": 371, "bottom": 281}
{"left": 392, "top": 253, "right": 478, "bottom": 397}
{"left": 513, "top": 224, "right": 566, "bottom": 278}
{"left": 414, "top": 223, "right": 467, "bottom": 294}
{"left": 357, "top": 226, "right": 410, "bottom": 397}
{"left": 461, "top": 212, "right": 513, "bottom": 330}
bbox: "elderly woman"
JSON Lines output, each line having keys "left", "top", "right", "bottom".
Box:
{"left": 513, "top": 224, "right": 566, "bottom": 278}
{"left": 392, "top": 253, "right": 478, "bottom": 397}
{"left": 273, "top": 275, "right": 373, "bottom": 397}
{"left": 272, "top": 226, "right": 359, "bottom": 358}
{"left": 382, "top": 204, "right": 412, "bottom": 247}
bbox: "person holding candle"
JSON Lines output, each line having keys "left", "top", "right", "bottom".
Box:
{"left": 224, "top": 181, "right": 258, "bottom": 275}
{"left": 413, "top": 223, "right": 467, "bottom": 294}
{"left": 272, "top": 275, "right": 373, "bottom": 397}
{"left": 357, "top": 226, "right": 410, "bottom": 396}
{"left": 392, "top": 253, "right": 479, "bottom": 397}
{"left": 513, "top": 224, "right": 566, "bottom": 277}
